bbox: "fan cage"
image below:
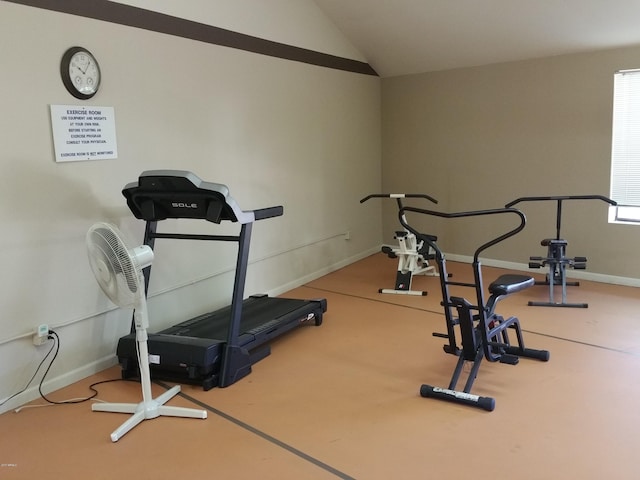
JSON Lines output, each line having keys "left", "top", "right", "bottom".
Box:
{"left": 87, "top": 224, "right": 143, "bottom": 307}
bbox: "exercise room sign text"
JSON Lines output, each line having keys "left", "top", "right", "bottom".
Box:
{"left": 50, "top": 105, "right": 118, "bottom": 162}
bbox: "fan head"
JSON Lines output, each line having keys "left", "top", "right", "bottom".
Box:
{"left": 86, "top": 223, "right": 153, "bottom": 308}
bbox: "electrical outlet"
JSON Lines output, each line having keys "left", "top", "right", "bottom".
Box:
{"left": 344, "top": 230, "right": 351, "bottom": 240}
{"left": 32, "top": 324, "right": 49, "bottom": 346}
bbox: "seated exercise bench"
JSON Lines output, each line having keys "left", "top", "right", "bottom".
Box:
{"left": 505, "top": 195, "right": 617, "bottom": 308}
{"left": 398, "top": 205, "right": 550, "bottom": 411}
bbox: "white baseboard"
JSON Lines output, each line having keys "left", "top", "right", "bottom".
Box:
{"left": 269, "top": 246, "right": 381, "bottom": 296}
{"left": 0, "top": 355, "right": 118, "bottom": 415}
{"left": 445, "top": 253, "right": 640, "bottom": 288}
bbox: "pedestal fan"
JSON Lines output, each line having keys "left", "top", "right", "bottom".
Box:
{"left": 86, "top": 222, "right": 207, "bottom": 442}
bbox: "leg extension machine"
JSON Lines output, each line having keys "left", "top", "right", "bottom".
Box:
{"left": 360, "top": 193, "right": 440, "bottom": 296}
{"left": 505, "top": 195, "right": 616, "bottom": 308}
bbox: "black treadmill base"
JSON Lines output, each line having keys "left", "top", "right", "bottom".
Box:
{"left": 117, "top": 295, "right": 326, "bottom": 390}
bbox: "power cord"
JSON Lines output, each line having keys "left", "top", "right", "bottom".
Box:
{"left": 2, "top": 330, "right": 137, "bottom": 412}
{"left": 0, "top": 331, "right": 57, "bottom": 408}
{"left": 38, "top": 330, "right": 101, "bottom": 405}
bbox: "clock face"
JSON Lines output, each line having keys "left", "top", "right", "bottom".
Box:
{"left": 61, "top": 47, "right": 101, "bottom": 100}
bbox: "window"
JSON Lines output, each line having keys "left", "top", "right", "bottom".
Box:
{"left": 610, "top": 69, "right": 640, "bottom": 224}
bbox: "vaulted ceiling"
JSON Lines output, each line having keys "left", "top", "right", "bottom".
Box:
{"left": 312, "top": 0, "right": 640, "bottom": 77}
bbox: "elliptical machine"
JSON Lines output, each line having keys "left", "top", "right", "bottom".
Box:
{"left": 399, "top": 204, "right": 550, "bottom": 411}
{"left": 360, "top": 193, "right": 439, "bottom": 296}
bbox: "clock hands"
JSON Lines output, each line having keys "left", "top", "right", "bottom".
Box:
{"left": 75, "top": 59, "right": 91, "bottom": 75}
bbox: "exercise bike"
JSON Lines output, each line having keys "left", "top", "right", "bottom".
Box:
{"left": 505, "top": 195, "right": 617, "bottom": 308}
{"left": 398, "top": 204, "right": 550, "bottom": 411}
{"left": 360, "top": 193, "right": 439, "bottom": 296}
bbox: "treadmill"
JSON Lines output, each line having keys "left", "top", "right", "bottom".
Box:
{"left": 116, "top": 170, "right": 326, "bottom": 390}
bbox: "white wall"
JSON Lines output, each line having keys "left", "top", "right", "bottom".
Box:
{"left": 0, "top": 1, "right": 382, "bottom": 412}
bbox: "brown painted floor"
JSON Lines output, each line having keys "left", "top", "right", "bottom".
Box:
{"left": 1, "top": 253, "right": 639, "bottom": 479}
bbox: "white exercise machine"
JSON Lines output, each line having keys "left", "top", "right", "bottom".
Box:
{"left": 360, "top": 193, "right": 440, "bottom": 296}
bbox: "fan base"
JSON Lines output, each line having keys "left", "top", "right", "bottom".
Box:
{"left": 92, "top": 385, "right": 207, "bottom": 442}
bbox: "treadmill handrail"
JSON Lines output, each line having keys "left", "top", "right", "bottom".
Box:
{"left": 254, "top": 206, "right": 284, "bottom": 220}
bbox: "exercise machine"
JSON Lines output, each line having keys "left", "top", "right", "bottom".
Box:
{"left": 116, "top": 170, "right": 326, "bottom": 390}
{"left": 505, "top": 195, "right": 617, "bottom": 308}
{"left": 398, "top": 204, "right": 549, "bottom": 411}
{"left": 360, "top": 193, "right": 439, "bottom": 295}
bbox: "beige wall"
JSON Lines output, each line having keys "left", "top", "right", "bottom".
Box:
{"left": 381, "top": 46, "right": 640, "bottom": 281}
{"left": 0, "top": 1, "right": 382, "bottom": 412}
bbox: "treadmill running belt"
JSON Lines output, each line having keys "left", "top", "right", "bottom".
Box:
{"left": 158, "top": 296, "right": 311, "bottom": 340}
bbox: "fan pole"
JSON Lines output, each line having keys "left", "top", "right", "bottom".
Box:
{"left": 90, "top": 262, "right": 207, "bottom": 442}
{"left": 134, "top": 304, "right": 154, "bottom": 405}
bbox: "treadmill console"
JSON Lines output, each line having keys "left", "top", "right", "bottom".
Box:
{"left": 122, "top": 170, "right": 282, "bottom": 224}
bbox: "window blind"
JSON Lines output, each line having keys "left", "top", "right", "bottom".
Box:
{"left": 611, "top": 70, "right": 640, "bottom": 207}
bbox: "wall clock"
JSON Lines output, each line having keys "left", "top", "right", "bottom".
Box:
{"left": 60, "top": 46, "right": 101, "bottom": 100}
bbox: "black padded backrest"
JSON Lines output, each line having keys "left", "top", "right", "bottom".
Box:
{"left": 122, "top": 170, "right": 253, "bottom": 224}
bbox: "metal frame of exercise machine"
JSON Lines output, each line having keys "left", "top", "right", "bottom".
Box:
{"left": 360, "top": 193, "right": 439, "bottom": 296}
{"left": 505, "top": 195, "right": 617, "bottom": 308}
{"left": 399, "top": 204, "right": 550, "bottom": 411}
{"left": 116, "top": 170, "right": 326, "bottom": 390}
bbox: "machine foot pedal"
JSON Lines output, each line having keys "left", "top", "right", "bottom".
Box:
{"left": 499, "top": 354, "right": 519, "bottom": 365}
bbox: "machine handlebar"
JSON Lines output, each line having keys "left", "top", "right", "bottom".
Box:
{"left": 398, "top": 206, "right": 526, "bottom": 263}
{"left": 360, "top": 193, "right": 438, "bottom": 204}
{"left": 504, "top": 194, "right": 616, "bottom": 240}
{"left": 505, "top": 194, "right": 617, "bottom": 208}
